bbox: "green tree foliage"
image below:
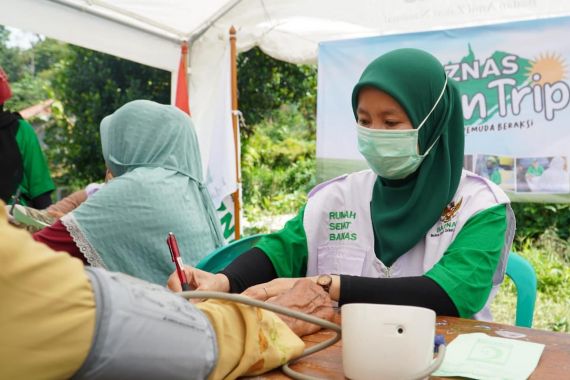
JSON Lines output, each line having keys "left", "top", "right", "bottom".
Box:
{"left": 241, "top": 104, "right": 316, "bottom": 220}
{"left": 492, "top": 228, "right": 570, "bottom": 332}
{"left": 511, "top": 203, "right": 570, "bottom": 247}
{"left": 45, "top": 45, "right": 170, "bottom": 186}
{"left": 1, "top": 35, "right": 68, "bottom": 111}
{"left": 237, "top": 47, "right": 316, "bottom": 136}
{"left": 25, "top": 38, "right": 70, "bottom": 75}
{"left": 0, "top": 26, "right": 24, "bottom": 81}
{"left": 4, "top": 73, "right": 48, "bottom": 111}
{"left": 238, "top": 48, "right": 317, "bottom": 224}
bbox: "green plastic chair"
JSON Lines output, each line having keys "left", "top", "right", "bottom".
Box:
{"left": 505, "top": 252, "right": 537, "bottom": 328}
{"left": 196, "top": 234, "right": 264, "bottom": 273}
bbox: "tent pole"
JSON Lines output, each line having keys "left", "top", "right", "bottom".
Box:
{"left": 230, "top": 25, "right": 241, "bottom": 240}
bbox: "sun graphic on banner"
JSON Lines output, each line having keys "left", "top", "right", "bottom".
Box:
{"left": 527, "top": 52, "right": 567, "bottom": 85}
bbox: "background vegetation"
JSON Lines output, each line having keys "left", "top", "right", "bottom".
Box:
{"left": 492, "top": 228, "right": 570, "bottom": 332}
{"left": 45, "top": 45, "right": 170, "bottom": 186}
{"left": 2, "top": 26, "right": 568, "bottom": 331}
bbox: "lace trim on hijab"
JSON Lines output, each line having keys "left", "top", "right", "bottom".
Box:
{"left": 61, "top": 213, "right": 108, "bottom": 269}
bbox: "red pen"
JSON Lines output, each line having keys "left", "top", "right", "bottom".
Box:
{"left": 167, "top": 232, "right": 191, "bottom": 291}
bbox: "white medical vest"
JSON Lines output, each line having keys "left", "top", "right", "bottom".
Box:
{"left": 303, "top": 169, "right": 515, "bottom": 320}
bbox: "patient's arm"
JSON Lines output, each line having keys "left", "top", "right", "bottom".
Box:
{"left": 1, "top": 203, "right": 332, "bottom": 380}
{"left": 0, "top": 202, "right": 96, "bottom": 380}
{"left": 46, "top": 189, "right": 88, "bottom": 217}
{"left": 267, "top": 279, "right": 335, "bottom": 336}
{"left": 196, "top": 279, "right": 334, "bottom": 379}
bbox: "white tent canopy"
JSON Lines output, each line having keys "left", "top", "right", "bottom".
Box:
{"left": 2, "top": 0, "right": 570, "bottom": 206}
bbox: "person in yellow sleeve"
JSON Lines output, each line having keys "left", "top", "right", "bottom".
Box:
{"left": 0, "top": 202, "right": 333, "bottom": 380}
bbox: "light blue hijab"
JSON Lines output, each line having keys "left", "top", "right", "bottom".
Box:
{"left": 63, "top": 100, "right": 224, "bottom": 285}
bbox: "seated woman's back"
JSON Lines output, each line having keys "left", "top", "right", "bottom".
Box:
{"left": 60, "top": 100, "right": 224, "bottom": 284}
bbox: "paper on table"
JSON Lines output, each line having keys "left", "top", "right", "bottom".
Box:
{"left": 13, "top": 205, "right": 51, "bottom": 229}
{"left": 433, "top": 332, "right": 545, "bottom": 380}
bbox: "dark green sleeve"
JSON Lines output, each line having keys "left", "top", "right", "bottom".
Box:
{"left": 255, "top": 206, "right": 309, "bottom": 277}
{"left": 424, "top": 204, "right": 507, "bottom": 318}
{"left": 15, "top": 120, "right": 55, "bottom": 199}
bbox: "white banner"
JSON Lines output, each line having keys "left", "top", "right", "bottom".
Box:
{"left": 317, "top": 16, "right": 570, "bottom": 202}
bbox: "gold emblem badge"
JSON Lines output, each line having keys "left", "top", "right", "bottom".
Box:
{"left": 441, "top": 197, "right": 463, "bottom": 223}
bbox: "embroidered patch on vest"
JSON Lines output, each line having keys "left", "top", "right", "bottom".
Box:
{"left": 328, "top": 210, "right": 358, "bottom": 241}
{"left": 441, "top": 197, "right": 463, "bottom": 223}
{"left": 430, "top": 197, "right": 463, "bottom": 237}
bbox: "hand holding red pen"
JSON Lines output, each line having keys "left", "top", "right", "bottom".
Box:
{"left": 167, "top": 232, "right": 192, "bottom": 291}
{"left": 166, "top": 264, "right": 230, "bottom": 294}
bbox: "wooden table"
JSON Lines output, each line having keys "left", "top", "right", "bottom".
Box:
{"left": 257, "top": 316, "right": 570, "bottom": 379}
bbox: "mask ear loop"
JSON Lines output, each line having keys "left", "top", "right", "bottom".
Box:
{"left": 415, "top": 75, "right": 448, "bottom": 157}
{"left": 416, "top": 75, "right": 448, "bottom": 131}
{"left": 419, "top": 134, "right": 441, "bottom": 158}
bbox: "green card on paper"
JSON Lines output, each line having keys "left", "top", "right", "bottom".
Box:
{"left": 433, "top": 333, "right": 545, "bottom": 380}
{"left": 13, "top": 205, "right": 50, "bottom": 229}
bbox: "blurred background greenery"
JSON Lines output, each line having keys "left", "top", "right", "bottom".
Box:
{"left": 2, "top": 25, "right": 568, "bottom": 332}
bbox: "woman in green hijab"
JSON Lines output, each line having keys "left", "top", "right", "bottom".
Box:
{"left": 168, "top": 49, "right": 515, "bottom": 321}
{"left": 34, "top": 100, "right": 224, "bottom": 285}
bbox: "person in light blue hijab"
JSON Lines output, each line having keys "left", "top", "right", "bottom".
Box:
{"left": 61, "top": 100, "right": 224, "bottom": 285}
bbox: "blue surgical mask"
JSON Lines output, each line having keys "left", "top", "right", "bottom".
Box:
{"left": 357, "top": 77, "right": 447, "bottom": 179}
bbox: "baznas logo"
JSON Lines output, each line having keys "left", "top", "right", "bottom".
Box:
{"left": 445, "top": 48, "right": 569, "bottom": 124}
{"left": 441, "top": 197, "right": 463, "bottom": 223}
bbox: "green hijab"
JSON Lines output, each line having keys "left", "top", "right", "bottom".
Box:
{"left": 351, "top": 48, "right": 464, "bottom": 267}
{"left": 65, "top": 100, "right": 224, "bottom": 285}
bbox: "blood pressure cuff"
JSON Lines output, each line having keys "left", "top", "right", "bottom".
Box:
{"left": 73, "top": 268, "right": 217, "bottom": 380}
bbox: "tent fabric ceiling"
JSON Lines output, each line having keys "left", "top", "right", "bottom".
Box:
{"left": 4, "top": 0, "right": 570, "bottom": 70}
{"left": 80, "top": 0, "right": 237, "bottom": 37}
{"left": 213, "top": 0, "right": 570, "bottom": 64}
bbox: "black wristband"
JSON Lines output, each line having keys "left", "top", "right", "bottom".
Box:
{"left": 220, "top": 248, "right": 277, "bottom": 293}
{"left": 339, "top": 275, "right": 459, "bottom": 316}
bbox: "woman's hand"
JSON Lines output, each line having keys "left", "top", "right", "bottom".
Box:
{"left": 167, "top": 266, "right": 230, "bottom": 293}
{"left": 242, "top": 275, "right": 341, "bottom": 302}
{"left": 267, "top": 279, "right": 335, "bottom": 337}
{"left": 242, "top": 277, "right": 304, "bottom": 301}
